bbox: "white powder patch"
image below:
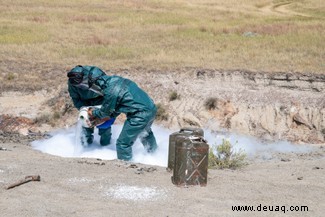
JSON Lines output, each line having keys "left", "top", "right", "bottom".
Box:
{"left": 32, "top": 124, "right": 171, "bottom": 167}
{"left": 104, "top": 185, "right": 167, "bottom": 201}
{"left": 204, "top": 130, "right": 314, "bottom": 159}
{"left": 31, "top": 124, "right": 314, "bottom": 165}
{"left": 68, "top": 177, "right": 95, "bottom": 184}
{"left": 0, "top": 169, "right": 4, "bottom": 173}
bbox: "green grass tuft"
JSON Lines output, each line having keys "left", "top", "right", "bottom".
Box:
{"left": 209, "top": 139, "right": 247, "bottom": 169}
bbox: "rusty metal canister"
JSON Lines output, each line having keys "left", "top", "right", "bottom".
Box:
{"left": 168, "top": 127, "right": 204, "bottom": 171}
{"left": 172, "top": 136, "right": 209, "bottom": 187}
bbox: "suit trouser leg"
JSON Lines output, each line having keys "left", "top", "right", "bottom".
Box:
{"left": 116, "top": 111, "right": 157, "bottom": 160}
{"left": 98, "top": 127, "right": 112, "bottom": 146}
{"left": 139, "top": 117, "right": 157, "bottom": 153}
{"left": 82, "top": 127, "right": 94, "bottom": 146}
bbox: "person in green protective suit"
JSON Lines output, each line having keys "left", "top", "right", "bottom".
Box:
{"left": 68, "top": 65, "right": 158, "bottom": 161}
{"left": 67, "top": 65, "right": 116, "bottom": 147}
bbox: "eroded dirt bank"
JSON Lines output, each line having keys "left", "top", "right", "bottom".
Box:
{"left": 0, "top": 68, "right": 324, "bottom": 144}
{"left": 132, "top": 69, "right": 325, "bottom": 144}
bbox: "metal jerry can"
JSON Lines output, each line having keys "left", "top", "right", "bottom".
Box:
{"left": 172, "top": 136, "right": 209, "bottom": 187}
{"left": 168, "top": 127, "right": 204, "bottom": 171}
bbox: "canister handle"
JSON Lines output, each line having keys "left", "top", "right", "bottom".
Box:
{"left": 189, "top": 136, "right": 207, "bottom": 143}
{"left": 180, "top": 127, "right": 199, "bottom": 133}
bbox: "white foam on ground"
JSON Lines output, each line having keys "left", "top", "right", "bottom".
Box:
{"left": 32, "top": 124, "right": 171, "bottom": 167}
{"left": 31, "top": 124, "right": 314, "bottom": 166}
{"left": 204, "top": 130, "right": 314, "bottom": 159}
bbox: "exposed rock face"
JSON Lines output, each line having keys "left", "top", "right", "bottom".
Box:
{"left": 128, "top": 68, "right": 325, "bottom": 144}
{"left": 229, "top": 103, "right": 324, "bottom": 143}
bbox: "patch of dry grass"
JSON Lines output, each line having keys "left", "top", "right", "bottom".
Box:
{"left": 0, "top": 0, "right": 323, "bottom": 92}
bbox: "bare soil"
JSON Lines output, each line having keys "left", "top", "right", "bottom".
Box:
{"left": 0, "top": 142, "right": 324, "bottom": 217}
{"left": 0, "top": 68, "right": 324, "bottom": 217}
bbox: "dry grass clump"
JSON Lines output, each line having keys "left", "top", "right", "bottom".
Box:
{"left": 155, "top": 103, "right": 169, "bottom": 121}
{"left": 169, "top": 91, "right": 180, "bottom": 101}
{"left": 33, "top": 110, "right": 63, "bottom": 127}
{"left": 6, "top": 72, "right": 15, "bottom": 81}
{"left": 33, "top": 113, "right": 53, "bottom": 125}
{"left": 204, "top": 98, "right": 218, "bottom": 110}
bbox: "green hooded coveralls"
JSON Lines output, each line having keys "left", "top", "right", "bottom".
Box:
{"left": 90, "top": 71, "right": 158, "bottom": 161}
{"left": 68, "top": 66, "right": 114, "bottom": 146}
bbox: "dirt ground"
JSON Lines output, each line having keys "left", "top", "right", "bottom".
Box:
{"left": 0, "top": 142, "right": 324, "bottom": 217}
{"left": 0, "top": 69, "right": 324, "bottom": 217}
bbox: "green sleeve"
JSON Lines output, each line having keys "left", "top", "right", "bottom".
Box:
{"left": 92, "top": 87, "right": 119, "bottom": 119}
{"left": 68, "top": 83, "right": 84, "bottom": 110}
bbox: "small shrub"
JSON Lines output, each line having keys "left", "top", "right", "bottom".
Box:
{"left": 53, "top": 111, "right": 61, "bottom": 120}
{"left": 204, "top": 97, "right": 217, "bottom": 110}
{"left": 321, "top": 128, "right": 325, "bottom": 135}
{"left": 33, "top": 113, "right": 52, "bottom": 124}
{"left": 209, "top": 139, "right": 247, "bottom": 169}
{"left": 155, "top": 103, "right": 168, "bottom": 121}
{"left": 6, "top": 72, "right": 15, "bottom": 81}
{"left": 169, "top": 91, "right": 180, "bottom": 101}
{"left": 34, "top": 111, "right": 61, "bottom": 125}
